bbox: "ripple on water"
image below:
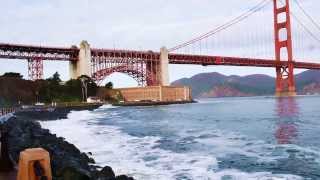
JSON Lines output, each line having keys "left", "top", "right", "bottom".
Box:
{"left": 40, "top": 98, "right": 320, "bottom": 180}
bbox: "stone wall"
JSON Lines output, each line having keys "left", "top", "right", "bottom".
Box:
{"left": 117, "top": 86, "right": 192, "bottom": 102}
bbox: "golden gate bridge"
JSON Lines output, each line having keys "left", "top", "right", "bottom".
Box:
{"left": 0, "top": 0, "right": 319, "bottom": 96}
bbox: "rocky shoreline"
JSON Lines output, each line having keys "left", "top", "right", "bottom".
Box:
{"left": 15, "top": 104, "right": 103, "bottom": 121}
{"left": 1, "top": 108, "right": 135, "bottom": 180}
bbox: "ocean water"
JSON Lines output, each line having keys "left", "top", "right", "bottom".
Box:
{"left": 41, "top": 96, "right": 320, "bottom": 180}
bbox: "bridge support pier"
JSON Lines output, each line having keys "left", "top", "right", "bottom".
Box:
{"left": 70, "top": 40, "right": 91, "bottom": 79}
{"left": 160, "top": 47, "right": 169, "bottom": 86}
{"left": 145, "top": 47, "right": 169, "bottom": 86}
{"left": 273, "top": 0, "right": 296, "bottom": 97}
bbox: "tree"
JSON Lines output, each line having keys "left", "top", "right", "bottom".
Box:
{"left": 79, "top": 75, "right": 89, "bottom": 102}
{"left": 64, "top": 79, "right": 82, "bottom": 101}
{"left": 41, "top": 72, "right": 63, "bottom": 101}
{"left": 78, "top": 75, "right": 98, "bottom": 102}
{"left": 47, "top": 72, "right": 61, "bottom": 83}
{"left": 52, "top": 72, "right": 61, "bottom": 82}
{"left": 105, "top": 82, "right": 113, "bottom": 89}
{"left": 1, "top": 72, "right": 23, "bottom": 79}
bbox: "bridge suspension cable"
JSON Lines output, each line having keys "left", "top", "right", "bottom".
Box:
{"left": 293, "top": 0, "right": 320, "bottom": 33}
{"left": 291, "top": 12, "right": 320, "bottom": 43}
{"left": 275, "top": 0, "right": 320, "bottom": 62}
{"left": 278, "top": 0, "right": 320, "bottom": 44}
{"left": 169, "top": 0, "right": 271, "bottom": 52}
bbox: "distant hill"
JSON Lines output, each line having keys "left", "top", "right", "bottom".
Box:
{"left": 171, "top": 70, "right": 320, "bottom": 98}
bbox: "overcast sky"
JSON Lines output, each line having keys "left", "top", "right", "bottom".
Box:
{"left": 0, "top": 0, "right": 319, "bottom": 87}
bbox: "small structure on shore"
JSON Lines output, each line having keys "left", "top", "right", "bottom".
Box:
{"left": 115, "top": 86, "right": 193, "bottom": 106}
{"left": 86, "top": 96, "right": 102, "bottom": 103}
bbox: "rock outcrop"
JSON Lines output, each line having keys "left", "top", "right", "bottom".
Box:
{"left": 1, "top": 117, "right": 134, "bottom": 180}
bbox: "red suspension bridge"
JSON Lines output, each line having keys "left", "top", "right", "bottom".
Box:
{"left": 0, "top": 0, "right": 319, "bottom": 96}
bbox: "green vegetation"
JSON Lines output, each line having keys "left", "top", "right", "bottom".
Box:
{"left": 2, "top": 72, "right": 23, "bottom": 79}
{"left": 37, "top": 72, "right": 98, "bottom": 103}
{"left": 105, "top": 82, "right": 113, "bottom": 89}
{"left": 0, "top": 72, "right": 99, "bottom": 105}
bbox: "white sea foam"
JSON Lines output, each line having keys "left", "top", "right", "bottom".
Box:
{"left": 99, "top": 104, "right": 119, "bottom": 109}
{"left": 40, "top": 108, "right": 304, "bottom": 180}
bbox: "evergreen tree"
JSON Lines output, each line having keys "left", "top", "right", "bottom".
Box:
{"left": 105, "top": 82, "right": 113, "bottom": 89}
{"left": 1, "top": 72, "right": 23, "bottom": 79}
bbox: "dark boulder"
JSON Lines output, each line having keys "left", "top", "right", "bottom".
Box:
{"left": 0, "top": 127, "right": 15, "bottom": 171}
{"left": 2, "top": 117, "right": 135, "bottom": 180}
{"left": 3, "top": 117, "right": 93, "bottom": 179}
{"left": 56, "top": 167, "right": 91, "bottom": 180}
{"left": 115, "top": 175, "right": 135, "bottom": 180}
{"left": 96, "top": 166, "right": 115, "bottom": 179}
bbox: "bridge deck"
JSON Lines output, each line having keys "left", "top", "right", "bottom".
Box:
{"left": 1, "top": 43, "right": 320, "bottom": 70}
{"left": 169, "top": 54, "right": 320, "bottom": 69}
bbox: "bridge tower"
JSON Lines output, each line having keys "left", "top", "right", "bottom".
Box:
{"left": 70, "top": 40, "right": 91, "bottom": 79}
{"left": 273, "top": 0, "right": 296, "bottom": 96}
